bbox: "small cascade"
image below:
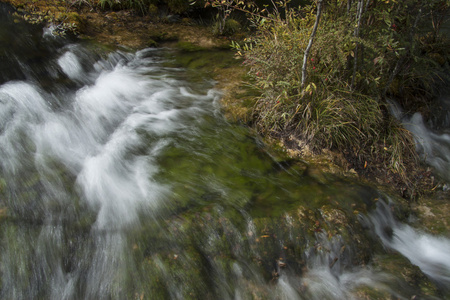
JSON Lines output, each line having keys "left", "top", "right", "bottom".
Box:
{"left": 390, "top": 99, "right": 450, "bottom": 182}
{"left": 364, "top": 199, "right": 450, "bottom": 290}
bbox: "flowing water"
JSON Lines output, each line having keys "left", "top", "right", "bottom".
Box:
{"left": 1, "top": 3, "right": 450, "bottom": 299}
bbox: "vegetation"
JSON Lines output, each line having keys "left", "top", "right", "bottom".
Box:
{"left": 69, "top": 0, "right": 203, "bottom": 15}
{"left": 218, "top": 0, "right": 450, "bottom": 181}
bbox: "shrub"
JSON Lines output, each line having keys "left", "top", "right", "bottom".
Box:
{"left": 226, "top": 0, "right": 450, "bottom": 177}
{"left": 233, "top": 4, "right": 381, "bottom": 150}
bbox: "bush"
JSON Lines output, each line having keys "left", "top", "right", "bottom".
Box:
{"left": 227, "top": 0, "right": 450, "bottom": 177}
{"left": 233, "top": 4, "right": 381, "bottom": 149}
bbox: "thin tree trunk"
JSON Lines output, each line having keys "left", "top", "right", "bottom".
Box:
{"left": 360, "top": 0, "right": 370, "bottom": 74}
{"left": 364, "top": 0, "right": 370, "bottom": 13}
{"left": 351, "top": 0, "right": 364, "bottom": 90}
{"left": 301, "top": 0, "right": 324, "bottom": 90}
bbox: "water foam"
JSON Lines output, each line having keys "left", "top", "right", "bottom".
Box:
{"left": 389, "top": 100, "right": 450, "bottom": 181}
{"left": 367, "top": 199, "right": 450, "bottom": 287}
{"left": 58, "top": 51, "right": 83, "bottom": 80}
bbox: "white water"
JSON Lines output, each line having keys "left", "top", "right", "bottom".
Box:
{"left": 365, "top": 199, "right": 450, "bottom": 288}
{"left": 405, "top": 112, "right": 450, "bottom": 181}
{"left": 0, "top": 44, "right": 221, "bottom": 299}
{"left": 390, "top": 100, "right": 450, "bottom": 182}
{"left": 58, "top": 49, "right": 84, "bottom": 81}
{"left": 383, "top": 101, "right": 450, "bottom": 288}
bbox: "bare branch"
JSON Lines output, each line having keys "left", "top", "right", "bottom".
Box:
{"left": 301, "top": 0, "right": 324, "bottom": 89}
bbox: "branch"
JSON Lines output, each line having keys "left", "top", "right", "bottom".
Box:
{"left": 301, "top": 0, "right": 324, "bottom": 89}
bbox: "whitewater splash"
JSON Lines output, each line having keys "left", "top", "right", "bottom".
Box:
{"left": 405, "top": 113, "right": 450, "bottom": 182}
{"left": 364, "top": 199, "right": 450, "bottom": 288}
{"left": 389, "top": 100, "right": 450, "bottom": 182}
{"left": 0, "top": 40, "right": 221, "bottom": 298}
{"left": 1, "top": 44, "right": 224, "bottom": 229}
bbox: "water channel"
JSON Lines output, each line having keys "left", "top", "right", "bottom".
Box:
{"left": 0, "top": 3, "right": 449, "bottom": 299}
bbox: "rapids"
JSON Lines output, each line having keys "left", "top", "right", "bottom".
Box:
{"left": 0, "top": 3, "right": 449, "bottom": 299}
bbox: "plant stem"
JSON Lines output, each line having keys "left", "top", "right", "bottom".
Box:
{"left": 301, "top": 0, "right": 323, "bottom": 90}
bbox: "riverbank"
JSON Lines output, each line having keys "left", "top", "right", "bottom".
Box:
{"left": 3, "top": 0, "right": 234, "bottom": 49}
{"left": 2, "top": 0, "right": 448, "bottom": 229}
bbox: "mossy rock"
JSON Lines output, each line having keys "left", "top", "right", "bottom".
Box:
{"left": 60, "top": 11, "right": 87, "bottom": 33}
{"left": 372, "top": 253, "right": 442, "bottom": 298}
{"left": 412, "top": 196, "right": 450, "bottom": 235}
{"left": 136, "top": 195, "right": 378, "bottom": 286}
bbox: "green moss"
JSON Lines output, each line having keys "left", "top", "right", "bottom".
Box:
{"left": 146, "top": 38, "right": 158, "bottom": 47}
{"left": 372, "top": 253, "right": 442, "bottom": 298}
{"left": 176, "top": 41, "right": 206, "bottom": 52}
{"left": 222, "top": 18, "right": 241, "bottom": 36}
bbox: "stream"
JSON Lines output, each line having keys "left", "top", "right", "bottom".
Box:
{"left": 0, "top": 3, "right": 449, "bottom": 299}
